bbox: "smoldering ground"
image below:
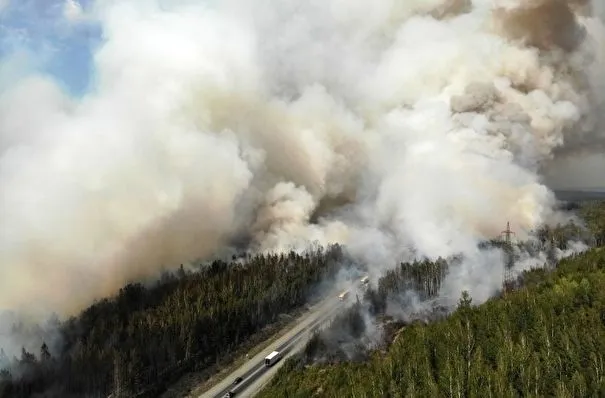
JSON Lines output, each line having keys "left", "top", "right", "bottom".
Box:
{"left": 299, "top": 223, "right": 592, "bottom": 365}
{"left": 1, "top": 0, "right": 605, "bottom": 353}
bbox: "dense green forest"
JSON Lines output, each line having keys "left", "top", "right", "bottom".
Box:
{"left": 1, "top": 201, "right": 603, "bottom": 398}
{"left": 0, "top": 246, "right": 346, "bottom": 398}
{"left": 258, "top": 203, "right": 605, "bottom": 398}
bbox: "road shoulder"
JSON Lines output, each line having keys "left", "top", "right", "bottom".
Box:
{"left": 198, "top": 297, "right": 339, "bottom": 398}
{"left": 160, "top": 298, "right": 325, "bottom": 398}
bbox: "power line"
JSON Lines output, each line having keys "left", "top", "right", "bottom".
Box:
{"left": 500, "top": 221, "right": 516, "bottom": 293}
{"left": 501, "top": 221, "right": 515, "bottom": 244}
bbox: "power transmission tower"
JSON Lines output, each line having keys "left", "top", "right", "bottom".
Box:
{"left": 500, "top": 222, "right": 516, "bottom": 293}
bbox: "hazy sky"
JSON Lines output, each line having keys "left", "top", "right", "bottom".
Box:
{"left": 1, "top": 0, "right": 603, "bottom": 192}
{"left": 0, "top": 0, "right": 99, "bottom": 95}
{"left": 0, "top": 0, "right": 603, "bottom": 315}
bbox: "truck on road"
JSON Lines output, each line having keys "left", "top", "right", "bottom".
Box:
{"left": 338, "top": 290, "right": 350, "bottom": 301}
{"left": 264, "top": 351, "right": 282, "bottom": 367}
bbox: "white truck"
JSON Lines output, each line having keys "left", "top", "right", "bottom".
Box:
{"left": 264, "top": 351, "right": 282, "bottom": 367}
{"left": 360, "top": 276, "right": 369, "bottom": 285}
{"left": 338, "top": 290, "right": 350, "bottom": 301}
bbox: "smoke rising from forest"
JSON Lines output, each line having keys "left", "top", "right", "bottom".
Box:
{"left": 1, "top": 0, "right": 604, "bottom": 332}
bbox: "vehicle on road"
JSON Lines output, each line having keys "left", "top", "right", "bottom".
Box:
{"left": 360, "top": 276, "right": 369, "bottom": 285}
{"left": 264, "top": 351, "right": 282, "bottom": 367}
{"left": 233, "top": 377, "right": 243, "bottom": 385}
{"left": 338, "top": 290, "right": 350, "bottom": 301}
{"left": 222, "top": 392, "right": 235, "bottom": 398}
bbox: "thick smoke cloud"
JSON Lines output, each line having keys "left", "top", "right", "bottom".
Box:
{"left": 1, "top": 0, "right": 604, "bottom": 324}
{"left": 544, "top": 153, "right": 605, "bottom": 189}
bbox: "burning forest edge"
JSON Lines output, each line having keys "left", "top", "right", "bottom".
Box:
{"left": 0, "top": 201, "right": 604, "bottom": 398}
{"left": 258, "top": 218, "right": 605, "bottom": 397}
{"left": 295, "top": 212, "right": 602, "bottom": 369}
{"left": 2, "top": 0, "right": 605, "bottom": 396}
{"left": 258, "top": 246, "right": 605, "bottom": 397}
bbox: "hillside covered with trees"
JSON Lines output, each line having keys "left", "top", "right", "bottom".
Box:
{"left": 258, "top": 203, "right": 605, "bottom": 398}
{"left": 0, "top": 245, "right": 345, "bottom": 398}
{"left": 1, "top": 202, "right": 603, "bottom": 398}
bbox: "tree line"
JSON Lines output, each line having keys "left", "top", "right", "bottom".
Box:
{"left": 0, "top": 245, "right": 345, "bottom": 398}
{"left": 2, "top": 201, "right": 603, "bottom": 397}
{"left": 259, "top": 247, "right": 605, "bottom": 397}
{"left": 257, "top": 202, "right": 605, "bottom": 397}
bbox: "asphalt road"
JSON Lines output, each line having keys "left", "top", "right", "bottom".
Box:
{"left": 199, "top": 285, "right": 362, "bottom": 398}
{"left": 195, "top": 190, "right": 604, "bottom": 397}
{"left": 240, "top": 318, "right": 328, "bottom": 397}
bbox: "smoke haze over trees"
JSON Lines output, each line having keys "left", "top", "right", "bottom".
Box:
{"left": 1, "top": 0, "right": 605, "bottom": 323}
{"left": 0, "top": 246, "right": 346, "bottom": 397}
{"left": 2, "top": 0, "right": 605, "bottom": 396}
{"left": 296, "top": 203, "right": 605, "bottom": 370}
{"left": 258, "top": 246, "right": 605, "bottom": 397}
{"left": 0, "top": 203, "right": 602, "bottom": 397}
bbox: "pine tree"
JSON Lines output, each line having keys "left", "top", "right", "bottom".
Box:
{"left": 40, "top": 343, "right": 51, "bottom": 363}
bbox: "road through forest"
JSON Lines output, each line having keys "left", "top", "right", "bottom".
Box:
{"left": 199, "top": 285, "right": 363, "bottom": 398}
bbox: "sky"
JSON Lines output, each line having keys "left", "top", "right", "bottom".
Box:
{"left": 0, "top": 0, "right": 100, "bottom": 95}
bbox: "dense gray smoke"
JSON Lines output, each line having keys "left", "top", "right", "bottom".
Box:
{"left": 1, "top": 0, "right": 604, "bottom": 325}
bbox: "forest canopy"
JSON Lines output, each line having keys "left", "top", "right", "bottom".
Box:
{"left": 0, "top": 201, "right": 604, "bottom": 398}
{"left": 0, "top": 246, "right": 346, "bottom": 398}
{"left": 257, "top": 202, "right": 605, "bottom": 398}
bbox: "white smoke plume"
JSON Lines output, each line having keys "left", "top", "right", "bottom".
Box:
{"left": 1, "top": 0, "right": 604, "bottom": 323}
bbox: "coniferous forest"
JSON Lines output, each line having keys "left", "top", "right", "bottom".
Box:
{"left": 0, "top": 201, "right": 604, "bottom": 398}
{"left": 257, "top": 202, "right": 605, "bottom": 398}
{"left": 0, "top": 246, "right": 345, "bottom": 398}
{"left": 259, "top": 247, "right": 605, "bottom": 397}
